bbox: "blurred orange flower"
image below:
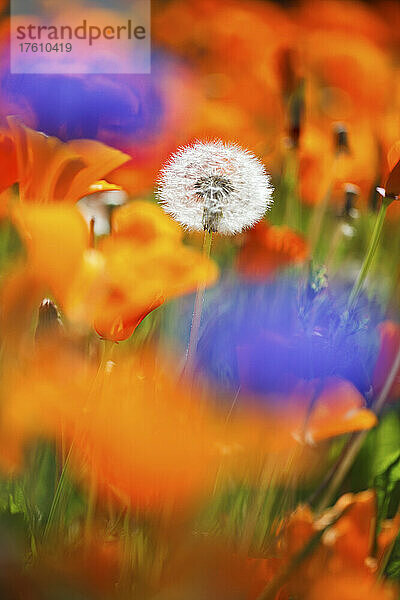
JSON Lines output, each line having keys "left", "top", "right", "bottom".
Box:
{"left": 0, "top": 122, "right": 135, "bottom": 344}
{"left": 373, "top": 321, "right": 400, "bottom": 401}
{"left": 1, "top": 346, "right": 224, "bottom": 510}
{"left": 0, "top": 130, "right": 17, "bottom": 194}
{"left": 298, "top": 119, "right": 378, "bottom": 207}
{"left": 233, "top": 377, "right": 377, "bottom": 454}
{"left": 66, "top": 201, "right": 219, "bottom": 341}
{"left": 6, "top": 117, "right": 130, "bottom": 204}
{"left": 302, "top": 31, "right": 392, "bottom": 118}
{"left": 271, "top": 490, "right": 398, "bottom": 600}
{"left": 295, "top": 0, "right": 390, "bottom": 48}
{"left": 237, "top": 221, "right": 309, "bottom": 280}
{"left": 0, "top": 204, "right": 89, "bottom": 350}
{"left": 153, "top": 0, "right": 290, "bottom": 163}
{"left": 155, "top": 489, "right": 399, "bottom": 599}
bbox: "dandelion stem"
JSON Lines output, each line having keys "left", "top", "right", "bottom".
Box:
{"left": 182, "top": 230, "right": 213, "bottom": 376}
{"left": 346, "top": 199, "right": 389, "bottom": 313}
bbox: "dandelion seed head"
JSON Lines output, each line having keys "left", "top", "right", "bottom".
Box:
{"left": 157, "top": 140, "right": 273, "bottom": 235}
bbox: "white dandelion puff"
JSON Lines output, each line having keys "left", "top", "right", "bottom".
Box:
{"left": 157, "top": 140, "right": 274, "bottom": 235}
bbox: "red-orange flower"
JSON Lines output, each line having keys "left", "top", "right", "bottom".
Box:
{"left": 270, "top": 491, "right": 398, "bottom": 600}
{"left": 373, "top": 321, "right": 400, "bottom": 401}
{"left": 0, "top": 130, "right": 17, "bottom": 194}
{"left": 237, "top": 221, "right": 309, "bottom": 280}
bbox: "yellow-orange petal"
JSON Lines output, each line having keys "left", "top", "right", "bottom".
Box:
{"left": 12, "top": 203, "right": 88, "bottom": 301}
{"left": 111, "top": 200, "right": 183, "bottom": 245}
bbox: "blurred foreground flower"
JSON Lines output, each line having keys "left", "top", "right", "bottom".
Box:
{"left": 5, "top": 116, "right": 130, "bottom": 204}
{"left": 0, "top": 119, "right": 130, "bottom": 346}
{"left": 269, "top": 490, "right": 398, "bottom": 600}
{"left": 1, "top": 343, "right": 325, "bottom": 513}
{"left": 148, "top": 490, "right": 398, "bottom": 599}
{"left": 1, "top": 346, "right": 224, "bottom": 510}
{"left": 66, "top": 201, "right": 219, "bottom": 341}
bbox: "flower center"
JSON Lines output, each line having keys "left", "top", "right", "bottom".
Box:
{"left": 194, "top": 175, "right": 235, "bottom": 233}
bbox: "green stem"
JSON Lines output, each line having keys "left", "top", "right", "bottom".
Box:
{"left": 347, "top": 199, "right": 389, "bottom": 312}
{"left": 43, "top": 441, "right": 74, "bottom": 543}
{"left": 283, "top": 149, "right": 300, "bottom": 230}
{"left": 84, "top": 463, "right": 97, "bottom": 550}
{"left": 182, "top": 231, "right": 213, "bottom": 376}
{"left": 308, "top": 158, "right": 337, "bottom": 255}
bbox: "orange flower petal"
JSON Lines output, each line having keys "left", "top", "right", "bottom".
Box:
{"left": 373, "top": 321, "right": 400, "bottom": 401}
{"left": 111, "top": 200, "right": 183, "bottom": 245}
{"left": 13, "top": 204, "right": 88, "bottom": 301}
{"left": 7, "top": 117, "right": 130, "bottom": 203}
{"left": 307, "top": 378, "right": 377, "bottom": 442}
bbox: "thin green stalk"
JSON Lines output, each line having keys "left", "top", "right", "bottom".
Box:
{"left": 283, "top": 149, "right": 300, "bottom": 230}
{"left": 84, "top": 463, "right": 97, "bottom": 550}
{"left": 43, "top": 441, "right": 75, "bottom": 543}
{"left": 182, "top": 231, "right": 213, "bottom": 376}
{"left": 308, "top": 158, "right": 338, "bottom": 255}
{"left": 83, "top": 339, "right": 115, "bottom": 546}
{"left": 44, "top": 340, "right": 115, "bottom": 546}
{"left": 347, "top": 199, "right": 389, "bottom": 312}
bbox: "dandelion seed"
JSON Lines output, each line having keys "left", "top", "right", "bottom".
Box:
{"left": 157, "top": 140, "right": 273, "bottom": 235}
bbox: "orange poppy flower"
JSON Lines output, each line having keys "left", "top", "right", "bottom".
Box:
{"left": 295, "top": 0, "right": 390, "bottom": 48}
{"left": 246, "top": 378, "right": 376, "bottom": 449}
{"left": 0, "top": 204, "right": 89, "bottom": 353}
{"left": 7, "top": 117, "right": 130, "bottom": 204}
{"left": 301, "top": 378, "right": 377, "bottom": 443}
{"left": 268, "top": 490, "right": 398, "bottom": 600}
{"left": 152, "top": 0, "right": 289, "bottom": 166}
{"left": 298, "top": 120, "right": 378, "bottom": 207}
{"left": 111, "top": 200, "right": 182, "bottom": 244}
{"left": 307, "top": 571, "right": 396, "bottom": 600}
{"left": 13, "top": 204, "right": 89, "bottom": 300}
{"left": 0, "top": 344, "right": 248, "bottom": 511}
{"left": 64, "top": 201, "right": 219, "bottom": 341}
{"left": 237, "top": 221, "right": 309, "bottom": 280}
{"left": 372, "top": 321, "right": 400, "bottom": 401}
{"left": 302, "top": 31, "right": 392, "bottom": 117}
{"left": 0, "top": 121, "right": 131, "bottom": 348}
{"left": 92, "top": 236, "right": 218, "bottom": 342}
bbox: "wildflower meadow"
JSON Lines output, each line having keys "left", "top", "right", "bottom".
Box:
{"left": 0, "top": 0, "right": 399, "bottom": 598}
